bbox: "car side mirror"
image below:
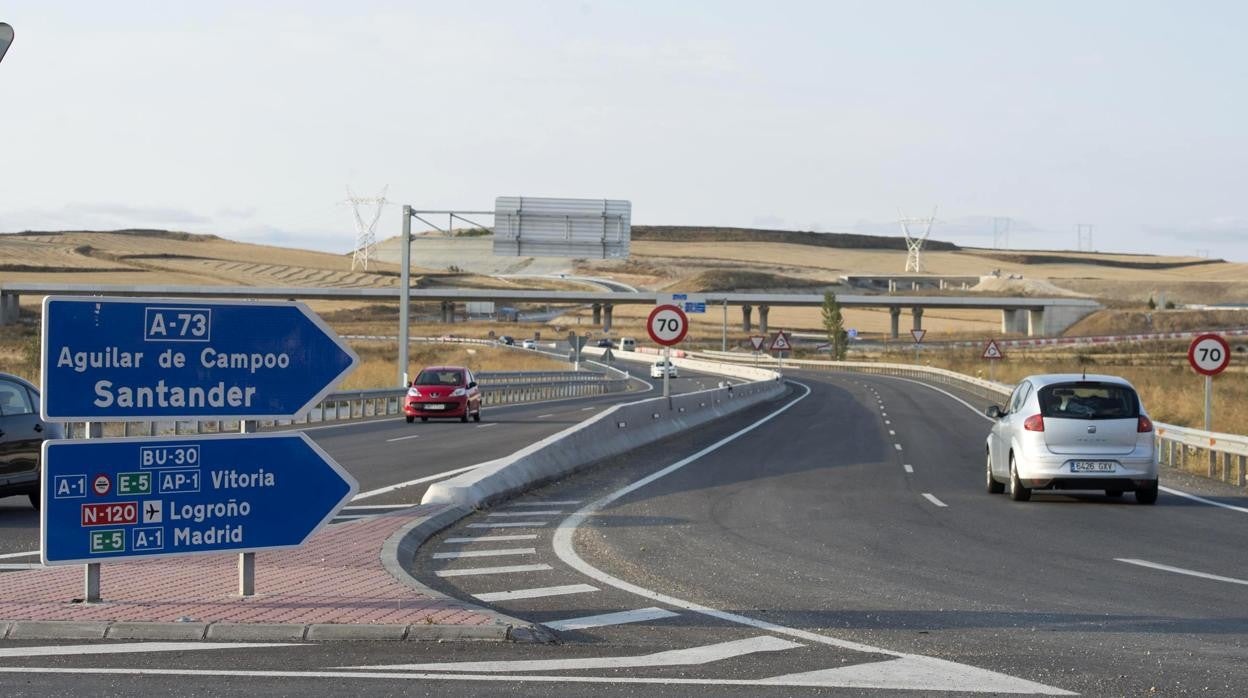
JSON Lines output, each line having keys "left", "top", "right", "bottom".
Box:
{"left": 468, "top": 381, "right": 477, "bottom": 389}
{"left": 986, "top": 405, "right": 1003, "bottom": 419}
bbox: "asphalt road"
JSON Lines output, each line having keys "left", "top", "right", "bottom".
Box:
{"left": 5, "top": 370, "right": 1248, "bottom": 695}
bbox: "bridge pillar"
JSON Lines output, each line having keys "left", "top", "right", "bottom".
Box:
{"left": 889, "top": 307, "right": 901, "bottom": 339}
{"left": 0, "top": 293, "right": 19, "bottom": 326}
{"left": 742, "top": 304, "right": 753, "bottom": 332}
{"left": 603, "top": 304, "right": 613, "bottom": 333}
{"left": 441, "top": 301, "right": 455, "bottom": 323}
{"left": 1001, "top": 309, "right": 1029, "bottom": 335}
{"left": 912, "top": 307, "right": 924, "bottom": 332}
{"left": 592, "top": 303, "right": 601, "bottom": 325}
{"left": 758, "top": 305, "right": 770, "bottom": 334}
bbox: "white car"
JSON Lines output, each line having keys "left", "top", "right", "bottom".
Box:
{"left": 985, "top": 374, "right": 1158, "bottom": 504}
{"left": 650, "top": 360, "right": 678, "bottom": 379}
{"left": 521, "top": 339, "right": 536, "bottom": 350}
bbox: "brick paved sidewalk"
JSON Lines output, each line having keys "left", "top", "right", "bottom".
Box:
{"left": 0, "top": 504, "right": 497, "bottom": 628}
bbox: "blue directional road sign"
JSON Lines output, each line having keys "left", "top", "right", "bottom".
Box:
{"left": 41, "top": 433, "right": 358, "bottom": 565}
{"left": 41, "top": 297, "right": 358, "bottom": 421}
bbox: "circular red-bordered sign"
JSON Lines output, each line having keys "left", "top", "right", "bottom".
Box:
{"left": 1188, "top": 333, "right": 1231, "bottom": 376}
{"left": 647, "top": 304, "right": 689, "bottom": 346}
{"left": 92, "top": 473, "right": 112, "bottom": 496}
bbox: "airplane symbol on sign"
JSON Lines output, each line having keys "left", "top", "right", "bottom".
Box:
{"left": 141, "top": 500, "right": 164, "bottom": 524}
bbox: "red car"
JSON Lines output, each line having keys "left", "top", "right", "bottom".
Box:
{"left": 404, "top": 366, "right": 482, "bottom": 423}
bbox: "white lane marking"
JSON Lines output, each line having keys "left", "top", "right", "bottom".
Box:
{"left": 537, "top": 414, "right": 554, "bottom": 419}
{"left": 1158, "top": 486, "right": 1248, "bottom": 514}
{"left": 0, "top": 666, "right": 1074, "bottom": 692}
{"left": 473, "top": 583, "right": 598, "bottom": 602}
{"left": 0, "top": 642, "right": 292, "bottom": 659}
{"left": 436, "top": 564, "right": 552, "bottom": 578}
{"left": 760, "top": 654, "right": 1071, "bottom": 693}
{"left": 921, "top": 493, "right": 948, "bottom": 508}
{"left": 885, "top": 420, "right": 891, "bottom": 425}
{"left": 550, "top": 378, "right": 1071, "bottom": 695}
{"left": 0, "top": 563, "right": 41, "bottom": 570}
{"left": 894, "top": 444, "right": 903, "bottom": 451}
{"left": 444, "top": 535, "right": 538, "bottom": 544}
{"left": 543, "top": 607, "right": 679, "bottom": 632}
{"left": 507, "top": 501, "right": 581, "bottom": 507}
{"left": 903, "top": 464, "right": 914, "bottom": 473}
{"left": 886, "top": 374, "right": 1248, "bottom": 517}
{"left": 433, "top": 548, "right": 535, "bottom": 560}
{"left": 352, "top": 464, "right": 482, "bottom": 501}
{"left": 467, "top": 522, "right": 548, "bottom": 529}
{"left": 477, "top": 423, "right": 499, "bottom": 429}
{"left": 331, "top": 515, "right": 374, "bottom": 521}
{"left": 1116, "top": 558, "right": 1248, "bottom": 586}
{"left": 385, "top": 434, "right": 421, "bottom": 442}
{"left": 582, "top": 407, "right": 596, "bottom": 411}
{"left": 488, "top": 510, "right": 561, "bottom": 517}
{"left": 888, "top": 430, "right": 896, "bottom": 436}
{"left": 0, "top": 550, "right": 39, "bottom": 560}
{"left": 882, "top": 412, "right": 887, "bottom": 417}
{"left": 339, "top": 504, "right": 415, "bottom": 510}
{"left": 352, "top": 635, "right": 799, "bottom": 672}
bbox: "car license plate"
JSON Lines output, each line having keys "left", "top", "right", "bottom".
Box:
{"left": 424, "top": 404, "right": 446, "bottom": 411}
{"left": 1070, "top": 461, "right": 1116, "bottom": 473}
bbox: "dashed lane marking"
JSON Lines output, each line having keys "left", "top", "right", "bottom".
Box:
{"left": 477, "top": 423, "right": 499, "bottom": 428}
{"left": 436, "top": 564, "right": 552, "bottom": 578}
{"left": 921, "top": 493, "right": 948, "bottom": 508}
{"left": 903, "top": 464, "right": 914, "bottom": 473}
{"left": 385, "top": 434, "right": 421, "bottom": 442}
{"left": 543, "top": 607, "right": 680, "bottom": 632}
{"left": 1116, "top": 558, "right": 1248, "bottom": 586}
{"left": 473, "top": 583, "right": 598, "bottom": 602}
{"left": 0, "top": 550, "right": 39, "bottom": 560}
{"left": 894, "top": 444, "right": 903, "bottom": 451}
{"left": 467, "top": 522, "right": 548, "bottom": 529}
{"left": 352, "top": 464, "right": 482, "bottom": 501}
{"left": 488, "top": 510, "right": 561, "bottom": 517}
{"left": 507, "top": 501, "right": 581, "bottom": 507}
{"left": 444, "top": 535, "right": 538, "bottom": 544}
{"left": 433, "top": 548, "right": 536, "bottom": 560}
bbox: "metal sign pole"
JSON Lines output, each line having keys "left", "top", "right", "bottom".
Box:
{"left": 721, "top": 299, "right": 727, "bottom": 352}
{"left": 84, "top": 421, "right": 102, "bottom": 603}
{"left": 398, "top": 206, "right": 412, "bottom": 387}
{"left": 1205, "top": 374, "right": 1213, "bottom": 432}
{"left": 663, "top": 346, "right": 671, "bottom": 399}
{"left": 239, "top": 419, "right": 257, "bottom": 597}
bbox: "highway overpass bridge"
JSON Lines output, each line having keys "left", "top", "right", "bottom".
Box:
{"left": 0, "top": 283, "right": 1099, "bottom": 337}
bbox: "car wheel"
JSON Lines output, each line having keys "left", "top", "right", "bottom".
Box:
{"left": 986, "top": 452, "right": 1005, "bottom": 494}
{"left": 420, "top": 417, "right": 429, "bottom": 423}
{"left": 1105, "top": 489, "right": 1123, "bottom": 498}
{"left": 472, "top": 408, "right": 481, "bottom": 423}
{"left": 27, "top": 492, "right": 40, "bottom": 510}
{"left": 1008, "top": 455, "right": 1031, "bottom": 502}
{"left": 1135, "top": 480, "right": 1159, "bottom": 505}
{"left": 405, "top": 416, "right": 414, "bottom": 423}
{"left": 460, "top": 412, "right": 469, "bottom": 423}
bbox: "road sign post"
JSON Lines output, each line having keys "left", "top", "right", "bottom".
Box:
{"left": 982, "top": 339, "right": 1005, "bottom": 383}
{"left": 768, "top": 330, "right": 792, "bottom": 372}
{"left": 911, "top": 328, "right": 926, "bottom": 363}
{"left": 647, "top": 304, "right": 689, "bottom": 399}
{"left": 1188, "top": 334, "right": 1231, "bottom": 431}
{"left": 41, "top": 433, "right": 358, "bottom": 566}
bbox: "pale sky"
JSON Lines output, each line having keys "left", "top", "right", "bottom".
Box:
{"left": 2, "top": 1, "right": 1246, "bottom": 260}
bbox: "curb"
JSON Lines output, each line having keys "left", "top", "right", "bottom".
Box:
{"left": 0, "top": 620, "right": 516, "bottom": 642}
{"left": 379, "top": 505, "right": 558, "bottom": 644}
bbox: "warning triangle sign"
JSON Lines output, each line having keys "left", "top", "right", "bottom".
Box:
{"left": 749, "top": 335, "right": 766, "bottom": 351}
{"left": 769, "top": 331, "right": 792, "bottom": 352}
{"left": 982, "top": 339, "right": 1005, "bottom": 360}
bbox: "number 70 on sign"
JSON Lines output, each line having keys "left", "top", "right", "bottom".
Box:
{"left": 647, "top": 305, "right": 689, "bottom": 346}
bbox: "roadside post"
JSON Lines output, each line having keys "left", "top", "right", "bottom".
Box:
{"left": 1188, "top": 333, "right": 1231, "bottom": 431}
{"left": 911, "top": 328, "right": 926, "bottom": 363}
{"left": 749, "top": 335, "right": 766, "bottom": 367}
{"left": 768, "top": 330, "right": 793, "bottom": 373}
{"left": 981, "top": 339, "right": 1005, "bottom": 382}
{"left": 40, "top": 297, "right": 359, "bottom": 601}
{"left": 647, "top": 304, "right": 689, "bottom": 399}
{"left": 568, "top": 332, "right": 588, "bottom": 372}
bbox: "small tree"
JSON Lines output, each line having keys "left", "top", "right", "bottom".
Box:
{"left": 821, "top": 291, "right": 849, "bottom": 360}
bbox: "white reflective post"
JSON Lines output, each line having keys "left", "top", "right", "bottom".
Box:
{"left": 84, "top": 421, "right": 103, "bottom": 603}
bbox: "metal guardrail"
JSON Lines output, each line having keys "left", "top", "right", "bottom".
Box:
{"left": 66, "top": 366, "right": 633, "bottom": 439}
{"left": 692, "top": 350, "right": 1248, "bottom": 488}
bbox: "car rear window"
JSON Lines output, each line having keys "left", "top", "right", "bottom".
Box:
{"left": 1037, "top": 382, "right": 1139, "bottom": 420}
{"left": 415, "top": 370, "right": 463, "bottom": 386}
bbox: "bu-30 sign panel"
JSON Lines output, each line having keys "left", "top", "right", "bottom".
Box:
{"left": 493, "top": 196, "right": 631, "bottom": 259}
{"left": 41, "top": 433, "right": 358, "bottom": 565}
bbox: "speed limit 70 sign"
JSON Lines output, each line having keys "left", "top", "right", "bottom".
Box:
{"left": 1188, "top": 333, "right": 1231, "bottom": 376}
{"left": 647, "top": 304, "right": 689, "bottom": 346}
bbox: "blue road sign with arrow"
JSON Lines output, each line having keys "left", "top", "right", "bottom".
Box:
{"left": 41, "top": 297, "right": 358, "bottom": 421}
{"left": 40, "top": 433, "right": 358, "bottom": 565}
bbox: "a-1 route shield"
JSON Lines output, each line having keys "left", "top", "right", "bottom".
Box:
{"left": 41, "top": 432, "right": 358, "bottom": 565}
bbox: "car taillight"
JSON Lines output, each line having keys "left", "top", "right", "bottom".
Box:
{"left": 1138, "top": 415, "right": 1154, "bottom": 433}
{"left": 1023, "top": 414, "right": 1045, "bottom": 432}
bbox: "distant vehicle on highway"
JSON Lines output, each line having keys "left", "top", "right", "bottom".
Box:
{"left": 0, "top": 373, "right": 63, "bottom": 509}
{"left": 498, "top": 335, "right": 515, "bottom": 346}
{"left": 521, "top": 339, "right": 537, "bottom": 350}
{"left": 404, "top": 366, "right": 481, "bottom": 423}
{"left": 650, "top": 359, "right": 679, "bottom": 379}
{"left": 985, "top": 374, "right": 1158, "bottom": 504}
{"left": 595, "top": 338, "right": 613, "bottom": 348}
{"left": 619, "top": 337, "right": 637, "bottom": 352}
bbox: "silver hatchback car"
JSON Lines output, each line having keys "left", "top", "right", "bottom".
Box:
{"left": 985, "top": 374, "right": 1158, "bottom": 504}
